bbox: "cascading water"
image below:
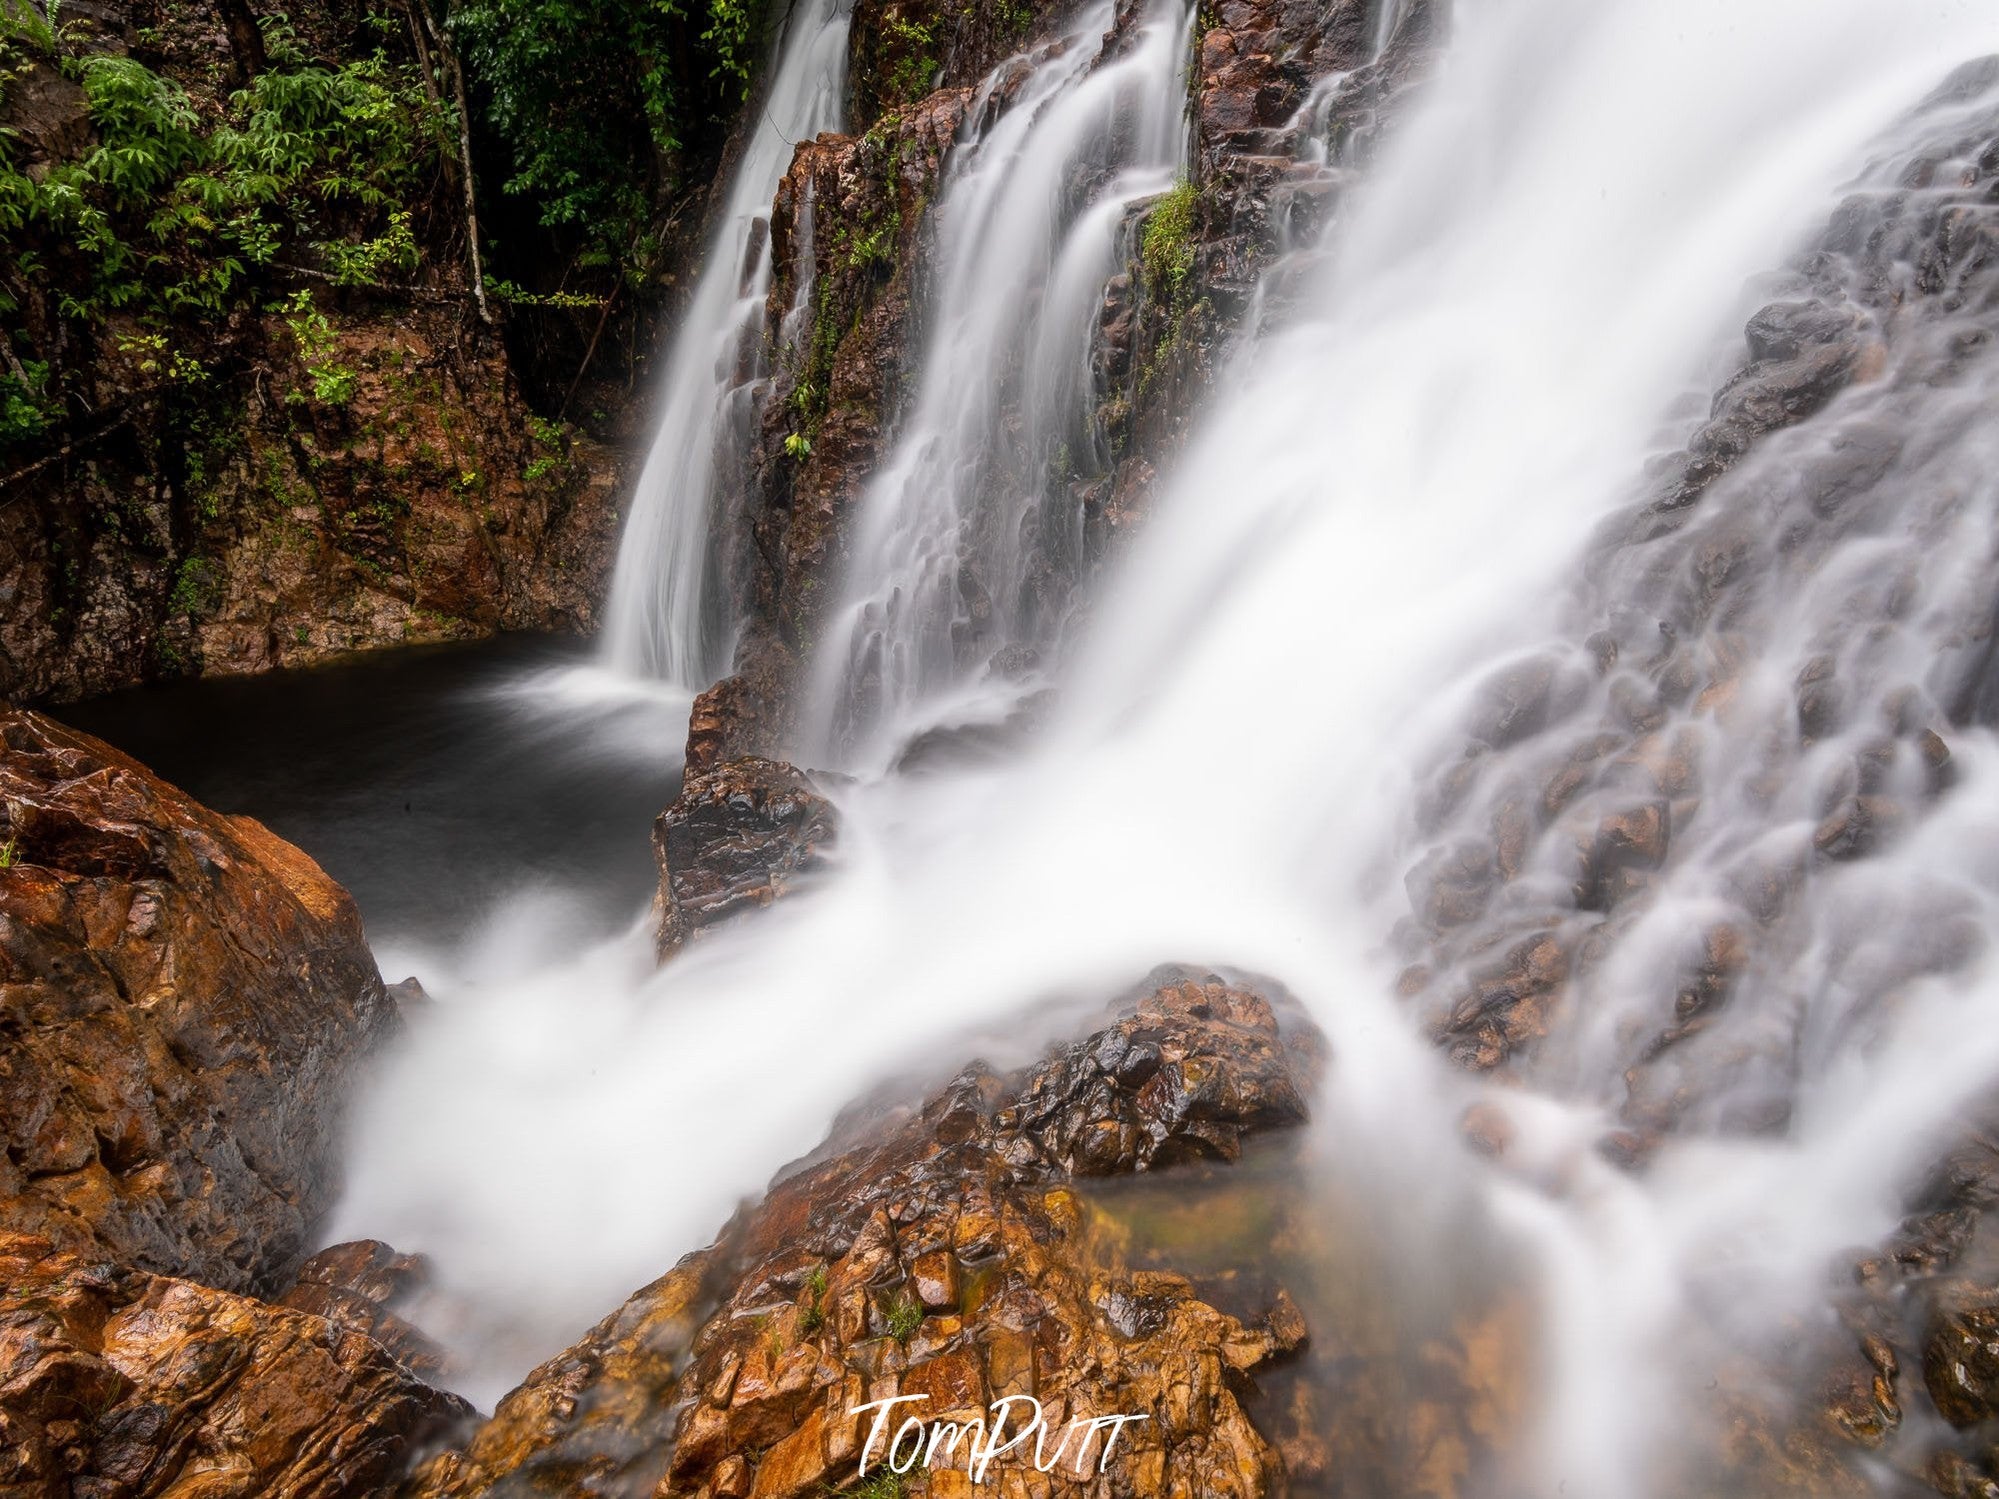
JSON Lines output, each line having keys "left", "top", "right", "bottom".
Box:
{"left": 338, "top": 0, "right": 1999, "bottom": 1491}
{"left": 801, "top": 0, "right": 1193, "bottom": 767}
{"left": 598, "top": 0, "right": 853, "bottom": 688}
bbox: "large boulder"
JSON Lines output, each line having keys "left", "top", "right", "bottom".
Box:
{"left": 405, "top": 975, "right": 1320, "bottom": 1497}
{"left": 0, "top": 706, "right": 398, "bottom": 1292}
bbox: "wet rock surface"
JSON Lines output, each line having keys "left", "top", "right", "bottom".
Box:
{"left": 653, "top": 756, "right": 840, "bottom": 959}
{"left": 279, "top": 1240, "right": 453, "bottom": 1383}
{"left": 0, "top": 1231, "right": 469, "bottom": 1497}
{"left": 404, "top": 974, "right": 1320, "bottom": 1498}
{"left": 0, "top": 706, "right": 396, "bottom": 1292}
{"left": 1370, "top": 66, "right": 1999, "bottom": 1499}
{"left": 1395, "top": 69, "right": 1999, "bottom": 1108}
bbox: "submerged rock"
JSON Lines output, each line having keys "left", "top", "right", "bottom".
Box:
{"left": 0, "top": 706, "right": 397, "bottom": 1292}
{"left": 404, "top": 974, "right": 1320, "bottom": 1497}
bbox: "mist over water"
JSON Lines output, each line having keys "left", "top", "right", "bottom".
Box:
{"left": 337, "top": 0, "right": 1999, "bottom": 1489}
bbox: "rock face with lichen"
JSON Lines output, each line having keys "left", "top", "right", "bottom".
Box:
{"left": 403, "top": 974, "right": 1319, "bottom": 1498}
{"left": 0, "top": 705, "right": 397, "bottom": 1291}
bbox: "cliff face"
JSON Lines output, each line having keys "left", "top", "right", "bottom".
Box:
{"left": 0, "top": 0, "right": 622, "bottom": 705}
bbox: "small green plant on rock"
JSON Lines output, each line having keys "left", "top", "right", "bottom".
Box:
{"left": 832, "top": 1472, "right": 907, "bottom": 1499}
{"left": 0, "top": 836, "right": 18, "bottom": 869}
{"left": 881, "top": 1288, "right": 922, "bottom": 1343}
{"left": 798, "top": 1262, "right": 828, "bottom": 1336}
{"left": 1141, "top": 177, "right": 1197, "bottom": 300}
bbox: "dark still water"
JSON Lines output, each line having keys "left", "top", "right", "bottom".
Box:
{"left": 50, "top": 635, "right": 687, "bottom": 969}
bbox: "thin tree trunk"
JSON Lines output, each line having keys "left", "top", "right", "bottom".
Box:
{"left": 559, "top": 283, "right": 621, "bottom": 421}
{"left": 422, "top": 2, "right": 493, "bottom": 325}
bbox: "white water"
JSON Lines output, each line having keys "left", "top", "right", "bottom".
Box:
{"left": 803, "top": 0, "right": 1194, "bottom": 767}
{"left": 599, "top": 0, "right": 853, "bottom": 687}
{"left": 340, "top": 0, "right": 1999, "bottom": 1491}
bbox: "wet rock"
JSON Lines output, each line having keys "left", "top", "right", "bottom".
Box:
{"left": 1436, "top": 931, "right": 1569, "bottom": 1072}
{"left": 1574, "top": 799, "right": 1670, "bottom": 911}
{"left": 653, "top": 756, "right": 840, "bottom": 959}
{"left": 1005, "top": 975, "right": 1318, "bottom": 1174}
{"left": 403, "top": 973, "right": 1322, "bottom": 1498}
{"left": 0, "top": 706, "right": 396, "bottom": 1291}
{"left": 684, "top": 639, "right": 797, "bottom": 777}
{"left": 1821, "top": 1331, "right": 1901, "bottom": 1448}
{"left": 1934, "top": 1452, "right": 1999, "bottom": 1499}
{"left": 1924, "top": 1286, "right": 1999, "bottom": 1427}
{"left": 279, "top": 1240, "right": 451, "bottom": 1381}
{"left": 0, "top": 1232, "right": 468, "bottom": 1496}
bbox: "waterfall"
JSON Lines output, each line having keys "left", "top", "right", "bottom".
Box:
{"left": 341, "top": 0, "right": 1999, "bottom": 1488}
{"left": 800, "top": 0, "right": 1194, "bottom": 768}
{"left": 597, "top": 0, "right": 854, "bottom": 689}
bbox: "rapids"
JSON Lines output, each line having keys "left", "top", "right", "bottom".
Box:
{"left": 317, "top": 0, "right": 1999, "bottom": 1493}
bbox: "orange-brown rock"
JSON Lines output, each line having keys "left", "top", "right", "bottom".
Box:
{"left": 652, "top": 756, "right": 839, "bottom": 960}
{"left": 403, "top": 974, "right": 1320, "bottom": 1497}
{"left": 0, "top": 1232, "right": 468, "bottom": 1496}
{"left": 279, "top": 1240, "right": 451, "bottom": 1382}
{"left": 0, "top": 705, "right": 397, "bottom": 1291}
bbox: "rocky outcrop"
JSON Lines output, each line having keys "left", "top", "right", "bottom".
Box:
{"left": 0, "top": 1231, "right": 468, "bottom": 1497}
{"left": 404, "top": 974, "right": 1318, "bottom": 1498}
{"left": 0, "top": 705, "right": 396, "bottom": 1292}
{"left": 652, "top": 755, "right": 840, "bottom": 959}
{"left": 1087, "top": 0, "right": 1438, "bottom": 536}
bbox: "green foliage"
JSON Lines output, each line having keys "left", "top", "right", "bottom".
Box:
{"left": 116, "top": 331, "right": 205, "bottom": 383}
{"left": 451, "top": 0, "right": 771, "bottom": 271}
{"left": 846, "top": 206, "right": 898, "bottom": 272}
{"left": 831, "top": 1473, "right": 907, "bottom": 1499}
{"left": 880, "top": 16, "right": 936, "bottom": 106}
{"left": 167, "top": 555, "right": 221, "bottom": 616}
{"left": 484, "top": 277, "right": 606, "bottom": 310}
{"left": 0, "top": 16, "right": 451, "bottom": 447}
{"left": 797, "top": 1263, "right": 828, "bottom": 1335}
{"left": 0, "top": 358, "right": 56, "bottom": 443}
{"left": 0, "top": 836, "right": 18, "bottom": 869}
{"left": 1141, "top": 177, "right": 1197, "bottom": 299}
{"left": 317, "top": 210, "right": 418, "bottom": 286}
{"left": 881, "top": 1289, "right": 922, "bottom": 1343}
{"left": 279, "top": 290, "right": 357, "bottom": 405}
{"left": 782, "top": 430, "right": 811, "bottom": 459}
